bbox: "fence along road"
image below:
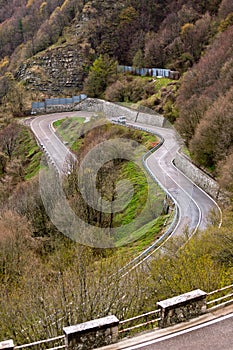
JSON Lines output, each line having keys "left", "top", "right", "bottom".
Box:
{"left": 117, "top": 312, "right": 233, "bottom": 350}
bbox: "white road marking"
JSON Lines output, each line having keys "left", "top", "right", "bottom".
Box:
{"left": 122, "top": 313, "right": 233, "bottom": 349}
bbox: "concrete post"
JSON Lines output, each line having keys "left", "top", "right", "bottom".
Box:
{"left": 0, "top": 340, "right": 14, "bottom": 350}
{"left": 63, "top": 315, "right": 119, "bottom": 350}
{"left": 157, "top": 289, "right": 207, "bottom": 328}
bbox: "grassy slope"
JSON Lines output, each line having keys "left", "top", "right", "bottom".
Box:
{"left": 16, "top": 126, "right": 42, "bottom": 180}
{"left": 53, "top": 116, "right": 86, "bottom": 151}
{"left": 54, "top": 117, "right": 170, "bottom": 253}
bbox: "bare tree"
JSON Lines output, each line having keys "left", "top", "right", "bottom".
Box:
{"left": 0, "top": 123, "right": 20, "bottom": 159}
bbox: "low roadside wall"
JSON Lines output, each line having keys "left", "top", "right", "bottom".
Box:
{"left": 75, "top": 98, "right": 137, "bottom": 122}
{"left": 157, "top": 289, "right": 207, "bottom": 328}
{"left": 32, "top": 96, "right": 165, "bottom": 127}
{"left": 174, "top": 150, "right": 229, "bottom": 206}
{"left": 75, "top": 98, "right": 165, "bottom": 127}
{"left": 31, "top": 97, "right": 228, "bottom": 205}
{"left": 63, "top": 316, "right": 119, "bottom": 350}
{"left": 0, "top": 289, "right": 210, "bottom": 349}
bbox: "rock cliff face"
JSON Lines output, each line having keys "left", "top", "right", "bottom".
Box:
{"left": 17, "top": 45, "right": 87, "bottom": 96}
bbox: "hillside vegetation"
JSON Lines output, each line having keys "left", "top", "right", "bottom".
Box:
{"left": 0, "top": 0, "right": 232, "bottom": 188}
{"left": 1, "top": 0, "right": 232, "bottom": 72}
{"left": 0, "top": 0, "right": 232, "bottom": 344}
{"left": 176, "top": 24, "right": 233, "bottom": 184}
{"left": 0, "top": 116, "right": 232, "bottom": 344}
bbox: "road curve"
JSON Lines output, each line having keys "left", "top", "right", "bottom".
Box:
{"left": 131, "top": 122, "right": 221, "bottom": 237}
{"left": 29, "top": 112, "right": 221, "bottom": 244}
{"left": 30, "top": 111, "right": 94, "bottom": 175}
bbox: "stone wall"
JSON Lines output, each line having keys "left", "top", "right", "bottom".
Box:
{"left": 174, "top": 150, "right": 229, "bottom": 206}
{"left": 137, "top": 111, "right": 165, "bottom": 127}
{"left": 32, "top": 104, "right": 77, "bottom": 114}
{"left": 2, "top": 288, "right": 229, "bottom": 348}
{"left": 31, "top": 97, "right": 165, "bottom": 127}
{"left": 17, "top": 45, "right": 87, "bottom": 95}
{"left": 45, "top": 104, "right": 74, "bottom": 113}
{"left": 31, "top": 97, "right": 228, "bottom": 205}
{"left": 0, "top": 340, "right": 14, "bottom": 350}
{"left": 63, "top": 316, "right": 119, "bottom": 350}
{"left": 157, "top": 289, "right": 207, "bottom": 328}
{"left": 75, "top": 98, "right": 165, "bottom": 127}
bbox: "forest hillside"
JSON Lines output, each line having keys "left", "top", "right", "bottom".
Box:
{"left": 0, "top": 0, "right": 233, "bottom": 188}
{"left": 0, "top": 0, "right": 233, "bottom": 344}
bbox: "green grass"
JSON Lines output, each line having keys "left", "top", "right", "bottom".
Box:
{"left": 117, "top": 101, "right": 135, "bottom": 108}
{"left": 14, "top": 127, "right": 42, "bottom": 180}
{"left": 53, "top": 116, "right": 85, "bottom": 150}
{"left": 53, "top": 118, "right": 170, "bottom": 253}
{"left": 181, "top": 145, "right": 191, "bottom": 158}
{"left": 113, "top": 159, "right": 165, "bottom": 247}
{"left": 118, "top": 77, "right": 175, "bottom": 111}
{"left": 154, "top": 77, "right": 173, "bottom": 92}
{"left": 114, "top": 162, "right": 149, "bottom": 226}
{"left": 53, "top": 118, "right": 66, "bottom": 128}
{"left": 24, "top": 151, "right": 42, "bottom": 180}
{"left": 116, "top": 214, "right": 168, "bottom": 250}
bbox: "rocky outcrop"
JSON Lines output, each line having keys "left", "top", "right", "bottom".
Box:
{"left": 16, "top": 45, "right": 87, "bottom": 96}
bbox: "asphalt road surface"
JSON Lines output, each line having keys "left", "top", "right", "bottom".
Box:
{"left": 30, "top": 111, "right": 94, "bottom": 174}
{"left": 29, "top": 112, "right": 229, "bottom": 350}
{"left": 123, "top": 313, "right": 233, "bottom": 350}
{"left": 129, "top": 122, "right": 221, "bottom": 237}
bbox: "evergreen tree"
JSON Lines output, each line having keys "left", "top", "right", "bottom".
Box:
{"left": 83, "top": 54, "right": 118, "bottom": 98}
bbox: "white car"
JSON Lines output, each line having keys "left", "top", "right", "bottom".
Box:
{"left": 111, "top": 116, "right": 127, "bottom": 124}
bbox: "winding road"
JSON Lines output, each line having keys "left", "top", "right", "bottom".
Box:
{"left": 30, "top": 111, "right": 94, "bottom": 174}
{"left": 29, "top": 111, "right": 221, "bottom": 249}
{"left": 27, "top": 110, "right": 228, "bottom": 350}
{"left": 130, "top": 313, "right": 233, "bottom": 350}
{"left": 133, "top": 122, "right": 221, "bottom": 234}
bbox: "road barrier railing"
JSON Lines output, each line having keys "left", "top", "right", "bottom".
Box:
{"left": 14, "top": 335, "right": 66, "bottom": 350}
{"left": 119, "top": 309, "right": 161, "bottom": 336}
{"left": 115, "top": 122, "right": 179, "bottom": 276}
{"left": 206, "top": 284, "right": 233, "bottom": 311}
{"left": 1, "top": 285, "right": 233, "bottom": 350}
{"left": 31, "top": 94, "right": 87, "bottom": 114}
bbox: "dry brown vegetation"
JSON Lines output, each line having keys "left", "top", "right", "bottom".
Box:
{"left": 0, "top": 0, "right": 233, "bottom": 344}
{"left": 176, "top": 25, "right": 233, "bottom": 193}
{"left": 0, "top": 117, "right": 232, "bottom": 344}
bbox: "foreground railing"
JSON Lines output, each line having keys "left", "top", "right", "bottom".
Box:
{"left": 1, "top": 285, "right": 232, "bottom": 350}
{"left": 207, "top": 284, "right": 233, "bottom": 311}
{"left": 119, "top": 309, "right": 160, "bottom": 336}
{"left": 14, "top": 335, "right": 65, "bottom": 350}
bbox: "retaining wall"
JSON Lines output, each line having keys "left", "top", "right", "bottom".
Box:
{"left": 75, "top": 98, "right": 165, "bottom": 127}
{"left": 174, "top": 150, "right": 229, "bottom": 206}
{"left": 31, "top": 97, "right": 228, "bottom": 205}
